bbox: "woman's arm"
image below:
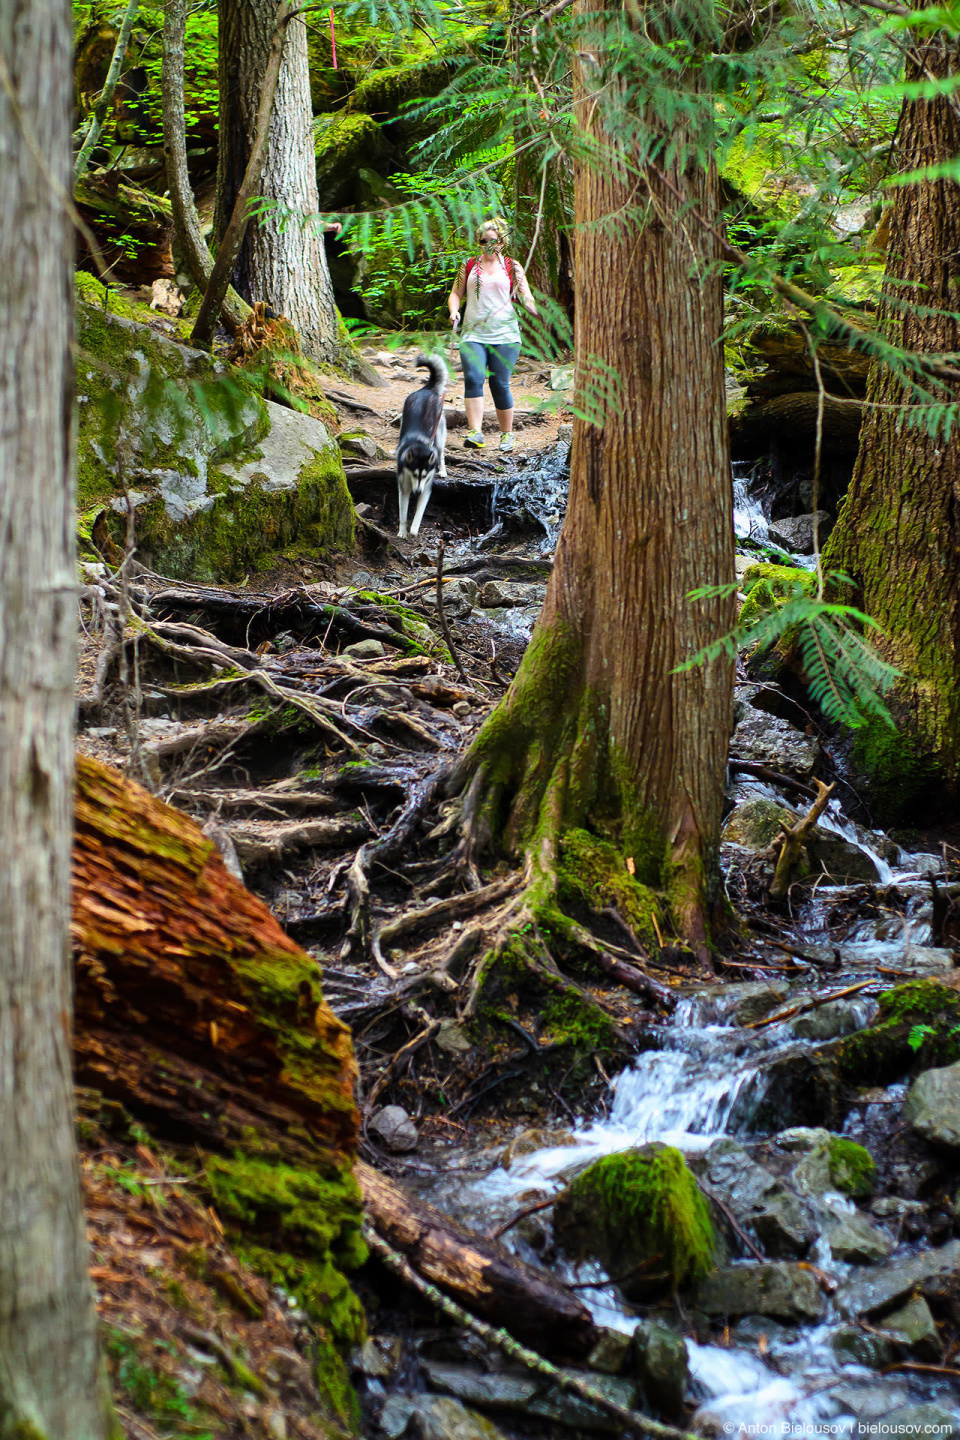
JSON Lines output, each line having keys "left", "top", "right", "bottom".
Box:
{"left": 448, "top": 265, "right": 466, "bottom": 326}
{"left": 515, "top": 264, "right": 537, "bottom": 315}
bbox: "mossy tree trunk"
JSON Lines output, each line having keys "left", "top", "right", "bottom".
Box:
{"left": 822, "top": 20, "right": 960, "bottom": 818}
{"left": 0, "top": 3, "right": 112, "bottom": 1435}
{"left": 454, "top": 0, "right": 734, "bottom": 961}
{"left": 214, "top": 0, "right": 341, "bottom": 361}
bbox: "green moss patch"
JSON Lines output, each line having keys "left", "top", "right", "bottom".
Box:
{"left": 557, "top": 828, "right": 662, "bottom": 949}
{"left": 553, "top": 1144, "right": 715, "bottom": 1291}
{"left": 840, "top": 979, "right": 960, "bottom": 1084}
{"left": 204, "top": 1154, "right": 366, "bottom": 1351}
{"left": 828, "top": 1137, "right": 876, "bottom": 1197}
{"left": 739, "top": 563, "right": 816, "bottom": 630}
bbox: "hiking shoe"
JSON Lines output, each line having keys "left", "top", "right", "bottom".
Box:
{"left": 498, "top": 432, "right": 515, "bottom": 453}
{"left": 464, "top": 429, "right": 485, "bottom": 448}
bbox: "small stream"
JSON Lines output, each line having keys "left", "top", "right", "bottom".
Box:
{"left": 404, "top": 457, "right": 960, "bottom": 1434}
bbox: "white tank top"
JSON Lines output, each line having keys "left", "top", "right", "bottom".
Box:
{"left": 461, "top": 258, "right": 522, "bottom": 346}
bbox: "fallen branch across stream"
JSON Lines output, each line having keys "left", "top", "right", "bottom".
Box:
{"left": 363, "top": 1223, "right": 699, "bottom": 1440}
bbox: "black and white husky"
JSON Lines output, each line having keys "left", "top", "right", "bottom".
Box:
{"left": 396, "top": 353, "right": 447, "bottom": 539}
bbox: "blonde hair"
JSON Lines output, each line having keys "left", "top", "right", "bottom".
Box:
{"left": 475, "top": 216, "right": 509, "bottom": 246}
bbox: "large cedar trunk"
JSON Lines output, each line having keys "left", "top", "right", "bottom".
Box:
{"left": 215, "top": 0, "right": 340, "bottom": 361}
{"left": 0, "top": 3, "right": 110, "bottom": 1434}
{"left": 822, "top": 28, "right": 960, "bottom": 818}
{"left": 459, "top": 5, "right": 734, "bottom": 949}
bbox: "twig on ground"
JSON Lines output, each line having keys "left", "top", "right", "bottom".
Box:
{"left": 435, "top": 538, "right": 470, "bottom": 685}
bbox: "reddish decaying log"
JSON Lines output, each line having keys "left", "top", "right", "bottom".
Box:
{"left": 71, "top": 754, "right": 358, "bottom": 1165}
{"left": 355, "top": 1160, "right": 598, "bottom": 1362}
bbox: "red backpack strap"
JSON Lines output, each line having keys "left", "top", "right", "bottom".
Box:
{"left": 465, "top": 257, "right": 478, "bottom": 286}
{"left": 505, "top": 256, "right": 518, "bottom": 296}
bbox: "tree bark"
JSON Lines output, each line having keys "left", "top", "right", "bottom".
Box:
{"left": 214, "top": 0, "right": 341, "bottom": 361}
{"left": 454, "top": 1, "right": 734, "bottom": 954}
{"left": 161, "top": 0, "right": 249, "bottom": 334}
{"left": 0, "top": 3, "right": 112, "bottom": 1434}
{"left": 822, "top": 20, "right": 960, "bottom": 817}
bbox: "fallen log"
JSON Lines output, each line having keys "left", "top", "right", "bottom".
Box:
{"left": 71, "top": 754, "right": 359, "bottom": 1166}
{"left": 355, "top": 1160, "right": 597, "bottom": 1362}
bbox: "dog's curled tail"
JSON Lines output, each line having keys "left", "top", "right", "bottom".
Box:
{"left": 415, "top": 352, "right": 448, "bottom": 393}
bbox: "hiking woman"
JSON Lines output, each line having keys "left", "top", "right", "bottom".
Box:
{"left": 448, "top": 218, "right": 537, "bottom": 452}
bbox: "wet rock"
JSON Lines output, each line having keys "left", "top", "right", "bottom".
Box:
{"left": 697, "top": 1262, "right": 826, "bottom": 1322}
{"left": 730, "top": 711, "right": 819, "bottom": 781}
{"left": 370, "top": 1105, "right": 419, "bottom": 1152}
{"left": 882, "top": 1404, "right": 960, "bottom": 1439}
{"left": 414, "top": 1396, "right": 511, "bottom": 1440}
{"left": 831, "top": 1382, "right": 910, "bottom": 1420}
{"left": 440, "top": 578, "right": 480, "bottom": 616}
{"left": 830, "top": 1326, "right": 897, "bottom": 1369}
{"left": 380, "top": 1395, "right": 419, "bottom": 1439}
{"left": 767, "top": 511, "right": 832, "bottom": 555}
{"left": 527, "top": 1372, "right": 638, "bottom": 1432}
{"left": 419, "top": 1361, "right": 637, "bottom": 1433}
{"left": 730, "top": 982, "right": 790, "bottom": 1025}
{"left": 344, "top": 638, "right": 387, "bottom": 659}
{"left": 478, "top": 579, "right": 546, "bottom": 608}
{"left": 788, "top": 1133, "right": 875, "bottom": 1199}
{"left": 836, "top": 1237, "right": 960, "bottom": 1318}
{"left": 500, "top": 1128, "right": 576, "bottom": 1169}
{"left": 585, "top": 1327, "right": 632, "bottom": 1375}
{"left": 904, "top": 1059, "right": 960, "bottom": 1150}
{"left": 823, "top": 1208, "right": 892, "bottom": 1264}
{"left": 419, "top": 1363, "right": 537, "bottom": 1410}
{"left": 871, "top": 1196, "right": 926, "bottom": 1220}
{"left": 701, "top": 1138, "right": 815, "bottom": 1258}
{"left": 791, "top": 999, "right": 869, "bottom": 1041}
{"left": 805, "top": 830, "right": 885, "bottom": 883}
{"left": 882, "top": 1296, "right": 943, "bottom": 1362}
{"left": 435, "top": 1019, "right": 472, "bottom": 1056}
{"left": 550, "top": 365, "right": 574, "bottom": 390}
{"left": 356, "top": 1336, "right": 403, "bottom": 1378}
{"left": 632, "top": 1321, "right": 688, "bottom": 1418}
{"left": 721, "top": 798, "right": 793, "bottom": 850}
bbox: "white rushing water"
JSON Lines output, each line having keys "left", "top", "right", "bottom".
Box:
{"left": 463, "top": 831, "right": 960, "bottom": 1429}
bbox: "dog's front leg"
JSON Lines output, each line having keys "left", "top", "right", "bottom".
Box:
{"left": 409, "top": 479, "right": 433, "bottom": 538}
{"left": 397, "top": 480, "right": 410, "bottom": 538}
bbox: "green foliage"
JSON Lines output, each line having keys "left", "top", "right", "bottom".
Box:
{"left": 679, "top": 568, "right": 900, "bottom": 729}
{"left": 104, "top": 1326, "right": 213, "bottom": 1436}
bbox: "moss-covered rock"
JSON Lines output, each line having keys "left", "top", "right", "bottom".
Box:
{"left": 839, "top": 979, "right": 960, "bottom": 1085}
{"left": 553, "top": 1144, "right": 714, "bottom": 1296}
{"left": 315, "top": 113, "right": 392, "bottom": 209}
{"left": 76, "top": 301, "right": 354, "bottom": 581}
{"left": 828, "top": 1137, "right": 876, "bottom": 1197}
{"left": 739, "top": 563, "right": 816, "bottom": 630}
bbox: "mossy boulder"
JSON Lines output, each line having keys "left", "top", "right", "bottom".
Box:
{"left": 839, "top": 979, "right": 960, "bottom": 1086}
{"left": 828, "top": 1137, "right": 877, "bottom": 1197}
{"left": 553, "top": 1144, "right": 714, "bottom": 1297}
{"left": 721, "top": 798, "right": 793, "bottom": 850}
{"left": 315, "top": 113, "right": 392, "bottom": 208}
{"left": 76, "top": 301, "right": 354, "bottom": 581}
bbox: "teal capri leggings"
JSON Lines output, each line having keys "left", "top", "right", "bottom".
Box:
{"left": 459, "top": 340, "right": 521, "bottom": 410}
